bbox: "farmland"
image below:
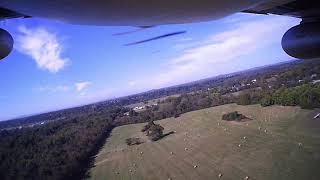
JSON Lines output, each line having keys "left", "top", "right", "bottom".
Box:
{"left": 89, "top": 104, "right": 320, "bottom": 180}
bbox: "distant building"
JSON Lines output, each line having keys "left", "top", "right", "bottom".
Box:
{"left": 133, "top": 106, "right": 146, "bottom": 112}
{"left": 312, "top": 79, "right": 320, "bottom": 84}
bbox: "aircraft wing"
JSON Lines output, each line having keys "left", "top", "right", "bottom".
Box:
{"left": 242, "top": 0, "right": 320, "bottom": 20}
{"left": 0, "top": 0, "right": 264, "bottom": 26}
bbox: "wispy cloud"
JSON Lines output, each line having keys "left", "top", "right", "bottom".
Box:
{"left": 0, "top": 96, "right": 7, "bottom": 100}
{"left": 75, "top": 81, "right": 91, "bottom": 92}
{"left": 152, "top": 15, "right": 299, "bottom": 87}
{"left": 37, "top": 85, "right": 70, "bottom": 93}
{"left": 177, "top": 37, "right": 193, "bottom": 42}
{"left": 16, "top": 26, "right": 69, "bottom": 73}
{"left": 128, "top": 81, "right": 136, "bottom": 87}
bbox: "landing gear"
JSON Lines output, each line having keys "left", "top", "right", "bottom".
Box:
{"left": 0, "top": 28, "right": 13, "bottom": 60}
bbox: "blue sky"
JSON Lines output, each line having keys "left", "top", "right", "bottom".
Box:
{"left": 0, "top": 13, "right": 299, "bottom": 120}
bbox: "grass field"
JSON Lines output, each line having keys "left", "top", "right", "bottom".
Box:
{"left": 89, "top": 104, "right": 320, "bottom": 180}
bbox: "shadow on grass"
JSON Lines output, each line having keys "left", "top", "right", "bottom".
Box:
{"left": 161, "top": 131, "right": 175, "bottom": 139}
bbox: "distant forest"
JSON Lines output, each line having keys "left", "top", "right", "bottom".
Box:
{"left": 1, "top": 59, "right": 320, "bottom": 180}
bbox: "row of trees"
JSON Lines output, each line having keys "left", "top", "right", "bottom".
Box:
{"left": 0, "top": 108, "right": 117, "bottom": 180}
{"left": 237, "top": 84, "right": 320, "bottom": 109}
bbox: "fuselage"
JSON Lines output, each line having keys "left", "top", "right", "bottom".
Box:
{"left": 0, "top": 0, "right": 263, "bottom": 26}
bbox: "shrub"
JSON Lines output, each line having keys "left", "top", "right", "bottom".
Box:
{"left": 125, "top": 138, "right": 144, "bottom": 146}
{"left": 142, "top": 121, "right": 164, "bottom": 141}
{"left": 260, "top": 94, "right": 274, "bottom": 107}
{"left": 237, "top": 93, "right": 251, "bottom": 105}
{"left": 222, "top": 111, "right": 246, "bottom": 121}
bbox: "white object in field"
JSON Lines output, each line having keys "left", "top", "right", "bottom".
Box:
{"left": 314, "top": 113, "right": 320, "bottom": 119}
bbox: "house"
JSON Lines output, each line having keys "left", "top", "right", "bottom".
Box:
{"left": 133, "top": 106, "right": 146, "bottom": 112}
{"left": 312, "top": 79, "right": 320, "bottom": 84}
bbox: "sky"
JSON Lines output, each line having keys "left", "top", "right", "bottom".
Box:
{"left": 0, "top": 13, "right": 300, "bottom": 120}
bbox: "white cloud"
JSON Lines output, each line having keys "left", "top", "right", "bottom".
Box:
{"left": 75, "top": 81, "right": 91, "bottom": 92}
{"left": 152, "top": 15, "right": 299, "bottom": 87}
{"left": 0, "top": 96, "right": 7, "bottom": 99}
{"left": 177, "top": 37, "right": 193, "bottom": 42}
{"left": 129, "top": 81, "right": 136, "bottom": 86}
{"left": 38, "top": 85, "right": 70, "bottom": 93}
{"left": 16, "top": 26, "right": 69, "bottom": 73}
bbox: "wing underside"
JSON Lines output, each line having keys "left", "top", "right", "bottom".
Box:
{"left": 243, "top": 0, "right": 320, "bottom": 21}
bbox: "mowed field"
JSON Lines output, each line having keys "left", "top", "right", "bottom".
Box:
{"left": 89, "top": 104, "right": 320, "bottom": 180}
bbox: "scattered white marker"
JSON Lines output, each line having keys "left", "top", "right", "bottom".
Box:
{"left": 245, "top": 176, "right": 249, "bottom": 180}
{"left": 218, "top": 173, "right": 223, "bottom": 178}
{"left": 238, "top": 144, "right": 242, "bottom": 147}
{"left": 185, "top": 148, "right": 188, "bottom": 151}
{"left": 170, "top": 152, "right": 174, "bottom": 155}
{"left": 298, "top": 142, "right": 303, "bottom": 147}
{"left": 193, "top": 165, "right": 198, "bottom": 168}
{"left": 264, "top": 129, "right": 267, "bottom": 133}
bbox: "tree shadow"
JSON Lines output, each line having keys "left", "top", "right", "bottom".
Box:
{"left": 161, "top": 131, "right": 175, "bottom": 139}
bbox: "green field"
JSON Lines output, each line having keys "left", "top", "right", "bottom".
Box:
{"left": 89, "top": 104, "right": 320, "bottom": 180}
